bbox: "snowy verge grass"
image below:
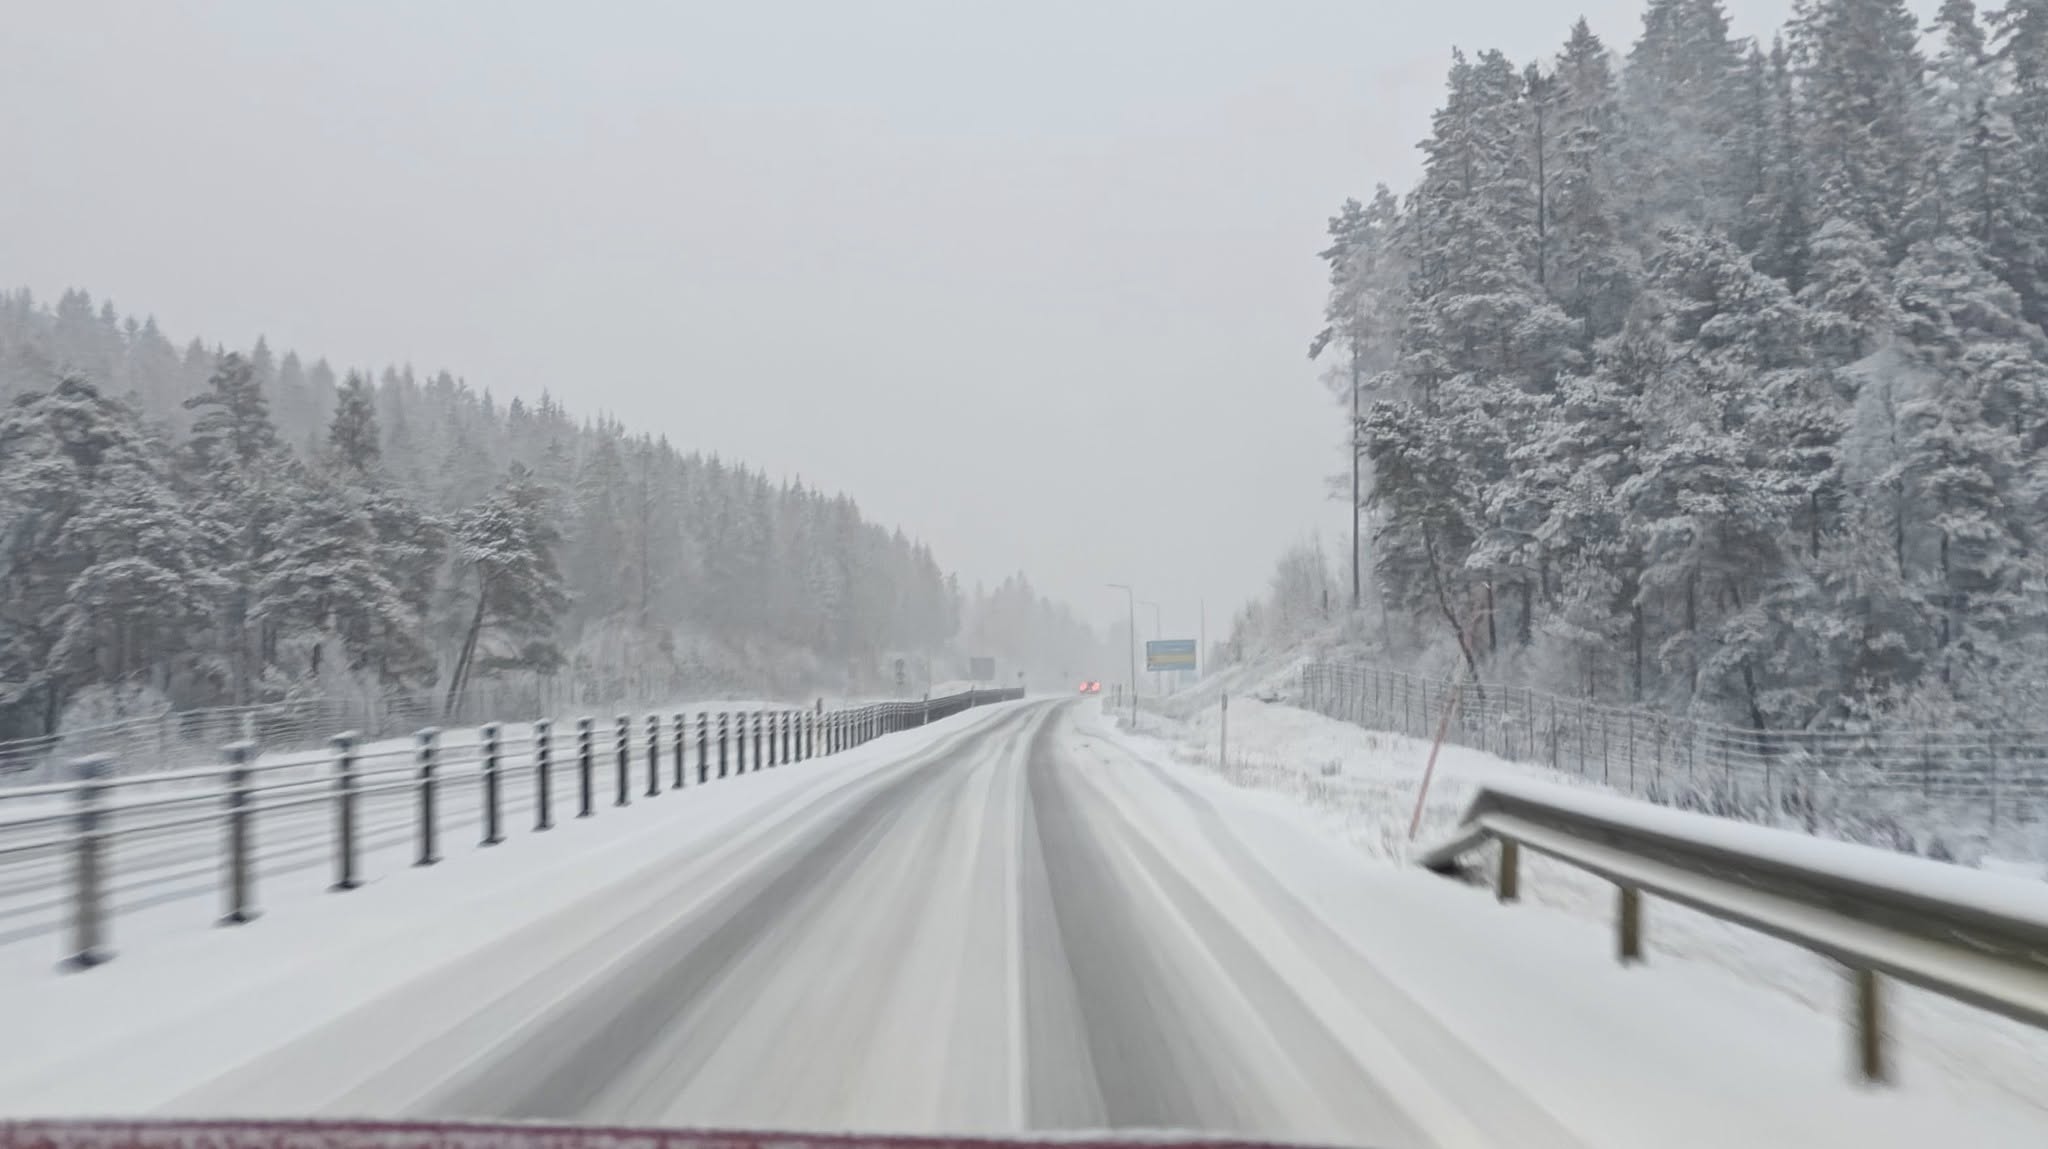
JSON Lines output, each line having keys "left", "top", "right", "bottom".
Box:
{"left": 1117, "top": 693, "right": 2048, "bottom": 1118}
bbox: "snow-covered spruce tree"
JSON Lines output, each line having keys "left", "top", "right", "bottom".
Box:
{"left": 178, "top": 351, "right": 299, "bottom": 705}
{"left": 1795, "top": 0, "right": 1929, "bottom": 261}
{"left": 1619, "top": 0, "right": 1750, "bottom": 239}
{"left": 1544, "top": 19, "right": 1638, "bottom": 349}
{"left": 0, "top": 378, "right": 213, "bottom": 726}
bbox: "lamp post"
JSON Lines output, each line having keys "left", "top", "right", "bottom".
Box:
{"left": 1140, "top": 600, "right": 1163, "bottom": 695}
{"left": 1107, "top": 583, "right": 1138, "bottom": 725}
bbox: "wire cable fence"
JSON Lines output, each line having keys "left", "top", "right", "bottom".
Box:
{"left": 0, "top": 686, "right": 1025, "bottom": 971}
{"left": 0, "top": 679, "right": 915, "bottom": 785}
{"left": 1301, "top": 662, "right": 2048, "bottom": 864}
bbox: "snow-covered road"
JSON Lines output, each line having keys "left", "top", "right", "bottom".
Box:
{"left": 132, "top": 701, "right": 1454, "bottom": 1146}
{"left": 8, "top": 697, "right": 2043, "bottom": 1149}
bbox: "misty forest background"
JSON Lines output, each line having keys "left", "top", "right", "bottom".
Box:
{"left": 1232, "top": 0, "right": 2048, "bottom": 735}
{"left": 0, "top": 293, "right": 1104, "bottom": 742}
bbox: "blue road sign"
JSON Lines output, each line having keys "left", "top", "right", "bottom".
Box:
{"left": 1146, "top": 639, "right": 1198, "bottom": 672}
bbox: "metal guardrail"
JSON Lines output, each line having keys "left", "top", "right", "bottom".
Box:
{"left": 1, "top": 681, "right": 897, "bottom": 783}
{"left": 0, "top": 687, "right": 1023, "bottom": 971}
{"left": 1418, "top": 783, "right": 2048, "bottom": 1082}
{"left": 1303, "top": 662, "right": 2048, "bottom": 862}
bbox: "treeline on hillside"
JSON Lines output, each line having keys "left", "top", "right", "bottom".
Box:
{"left": 0, "top": 289, "right": 968, "bottom": 740}
{"left": 1304, "top": 0, "right": 2048, "bottom": 731}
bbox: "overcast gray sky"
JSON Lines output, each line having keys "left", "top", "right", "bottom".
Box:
{"left": 0, "top": 0, "right": 1926, "bottom": 635}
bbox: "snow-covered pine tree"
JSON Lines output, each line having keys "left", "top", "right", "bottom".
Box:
{"left": 445, "top": 464, "right": 567, "bottom": 712}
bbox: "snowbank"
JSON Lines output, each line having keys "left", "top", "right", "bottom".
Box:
{"left": 1120, "top": 693, "right": 2048, "bottom": 1120}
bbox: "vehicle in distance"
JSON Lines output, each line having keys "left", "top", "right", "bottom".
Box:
{"left": 1078, "top": 680, "right": 1102, "bottom": 694}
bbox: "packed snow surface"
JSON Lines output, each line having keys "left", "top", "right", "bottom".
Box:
{"left": 2, "top": 697, "right": 2044, "bottom": 1149}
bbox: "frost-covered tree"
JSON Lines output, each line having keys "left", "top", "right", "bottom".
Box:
{"left": 1795, "top": 0, "right": 1928, "bottom": 258}
{"left": 327, "top": 371, "right": 381, "bottom": 477}
{"left": 445, "top": 464, "right": 566, "bottom": 711}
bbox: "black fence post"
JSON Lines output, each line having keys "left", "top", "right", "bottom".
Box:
{"left": 66, "top": 755, "right": 112, "bottom": 969}
{"left": 480, "top": 723, "right": 504, "bottom": 846}
{"left": 577, "top": 717, "right": 596, "bottom": 817}
{"left": 220, "top": 742, "right": 259, "bottom": 924}
{"left": 331, "top": 732, "right": 360, "bottom": 891}
{"left": 534, "top": 718, "right": 554, "bottom": 831}
{"left": 719, "top": 712, "right": 730, "bottom": 777}
{"left": 672, "top": 713, "right": 687, "bottom": 789}
{"left": 646, "top": 714, "right": 662, "bottom": 798}
{"left": 614, "top": 714, "right": 632, "bottom": 807}
{"left": 415, "top": 727, "right": 441, "bottom": 867}
{"left": 753, "top": 712, "right": 765, "bottom": 770}
{"left": 765, "top": 711, "right": 778, "bottom": 767}
{"left": 698, "top": 713, "right": 709, "bottom": 783}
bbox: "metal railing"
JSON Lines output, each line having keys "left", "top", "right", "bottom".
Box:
{"left": 1302, "top": 662, "right": 2048, "bottom": 862}
{"left": 1418, "top": 782, "right": 2048, "bottom": 1082}
{"left": 0, "top": 679, "right": 924, "bottom": 784}
{"left": 0, "top": 687, "right": 1024, "bottom": 971}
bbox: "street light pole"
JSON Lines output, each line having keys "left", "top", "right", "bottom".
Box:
{"left": 1108, "top": 583, "right": 1138, "bottom": 726}
{"left": 1140, "top": 600, "right": 1162, "bottom": 696}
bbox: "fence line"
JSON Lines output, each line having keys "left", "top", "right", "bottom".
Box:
{"left": 0, "top": 680, "right": 932, "bottom": 785}
{"left": 0, "top": 686, "right": 1026, "bottom": 970}
{"left": 1301, "top": 662, "right": 2048, "bottom": 862}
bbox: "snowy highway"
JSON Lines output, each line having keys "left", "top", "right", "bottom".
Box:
{"left": 142, "top": 700, "right": 1462, "bottom": 1146}
{"left": 8, "top": 697, "right": 2045, "bottom": 1149}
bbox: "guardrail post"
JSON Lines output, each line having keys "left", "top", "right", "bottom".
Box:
{"left": 719, "top": 712, "right": 730, "bottom": 777}
{"left": 221, "top": 741, "right": 258, "bottom": 923}
{"left": 614, "top": 715, "right": 632, "bottom": 806}
{"left": 577, "top": 717, "right": 595, "bottom": 817}
{"left": 1617, "top": 885, "right": 1643, "bottom": 964}
{"left": 1853, "top": 967, "right": 1887, "bottom": 1083}
{"left": 753, "top": 711, "right": 765, "bottom": 769}
{"left": 783, "top": 711, "right": 793, "bottom": 763}
{"left": 672, "top": 713, "right": 687, "bottom": 789}
{"left": 534, "top": 719, "right": 554, "bottom": 830}
{"left": 480, "top": 723, "right": 504, "bottom": 846}
{"left": 1626, "top": 711, "right": 1636, "bottom": 790}
{"left": 414, "top": 728, "right": 441, "bottom": 866}
{"left": 1496, "top": 839, "right": 1520, "bottom": 904}
{"left": 765, "top": 711, "right": 778, "bottom": 767}
{"left": 698, "top": 713, "right": 709, "bottom": 783}
{"left": 737, "top": 710, "right": 749, "bottom": 773}
{"left": 66, "top": 755, "right": 112, "bottom": 969}
{"left": 646, "top": 715, "right": 662, "bottom": 797}
{"left": 331, "top": 733, "right": 360, "bottom": 891}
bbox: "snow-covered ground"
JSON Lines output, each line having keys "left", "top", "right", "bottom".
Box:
{"left": 1119, "top": 692, "right": 2048, "bottom": 1130}
{"left": 0, "top": 694, "right": 2039, "bottom": 1146}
